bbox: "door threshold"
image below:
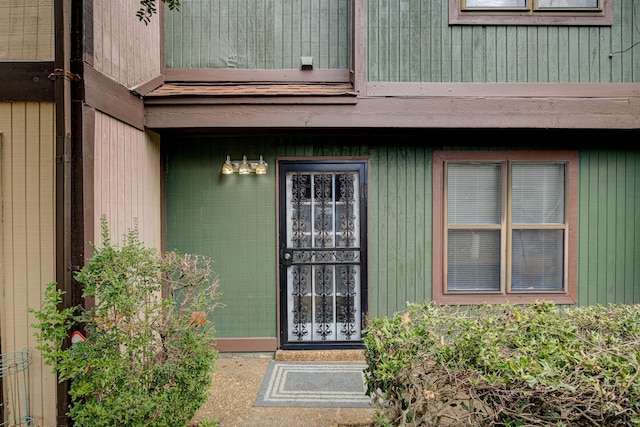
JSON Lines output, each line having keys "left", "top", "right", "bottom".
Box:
{"left": 275, "top": 349, "right": 366, "bottom": 362}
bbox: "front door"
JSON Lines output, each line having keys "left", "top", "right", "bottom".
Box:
{"left": 279, "top": 159, "right": 368, "bottom": 350}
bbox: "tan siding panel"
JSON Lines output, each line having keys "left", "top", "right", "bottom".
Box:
{"left": 0, "top": 102, "right": 57, "bottom": 427}
{"left": 0, "top": 0, "right": 54, "bottom": 60}
{"left": 92, "top": 112, "right": 161, "bottom": 250}
{"left": 92, "top": 0, "right": 161, "bottom": 88}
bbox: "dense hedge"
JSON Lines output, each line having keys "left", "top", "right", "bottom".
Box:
{"left": 363, "top": 302, "right": 640, "bottom": 426}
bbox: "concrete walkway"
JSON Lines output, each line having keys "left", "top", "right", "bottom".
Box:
{"left": 192, "top": 351, "right": 378, "bottom": 427}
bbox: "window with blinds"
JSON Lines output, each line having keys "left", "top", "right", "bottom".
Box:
{"left": 433, "top": 151, "right": 578, "bottom": 305}
{"left": 449, "top": 0, "right": 612, "bottom": 26}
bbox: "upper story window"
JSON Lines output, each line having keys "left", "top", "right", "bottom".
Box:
{"left": 449, "top": 0, "right": 613, "bottom": 25}
{"left": 432, "top": 151, "right": 578, "bottom": 305}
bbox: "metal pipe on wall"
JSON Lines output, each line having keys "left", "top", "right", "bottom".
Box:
{"left": 53, "top": 0, "right": 73, "bottom": 424}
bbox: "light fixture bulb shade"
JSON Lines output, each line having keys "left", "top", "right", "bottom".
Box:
{"left": 221, "top": 156, "right": 234, "bottom": 174}
{"left": 255, "top": 156, "right": 268, "bottom": 174}
{"left": 238, "top": 156, "right": 251, "bottom": 175}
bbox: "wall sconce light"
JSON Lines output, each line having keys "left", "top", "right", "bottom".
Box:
{"left": 221, "top": 155, "right": 268, "bottom": 175}
{"left": 300, "top": 56, "right": 313, "bottom": 70}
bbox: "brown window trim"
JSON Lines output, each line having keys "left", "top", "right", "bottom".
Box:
{"left": 449, "top": 0, "right": 613, "bottom": 26}
{"left": 432, "top": 150, "right": 578, "bottom": 306}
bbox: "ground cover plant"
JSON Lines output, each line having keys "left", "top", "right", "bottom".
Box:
{"left": 31, "top": 217, "right": 222, "bottom": 427}
{"left": 363, "top": 301, "right": 640, "bottom": 426}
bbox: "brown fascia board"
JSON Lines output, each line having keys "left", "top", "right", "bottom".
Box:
{"left": 0, "top": 61, "right": 56, "bottom": 102}
{"left": 164, "top": 68, "right": 350, "bottom": 83}
{"left": 131, "top": 74, "right": 165, "bottom": 97}
{"left": 144, "top": 95, "right": 640, "bottom": 129}
{"left": 82, "top": 65, "right": 145, "bottom": 130}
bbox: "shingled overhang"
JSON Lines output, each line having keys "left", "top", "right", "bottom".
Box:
{"left": 143, "top": 82, "right": 358, "bottom": 105}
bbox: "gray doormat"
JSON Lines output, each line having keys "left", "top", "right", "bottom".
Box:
{"left": 254, "top": 361, "right": 374, "bottom": 408}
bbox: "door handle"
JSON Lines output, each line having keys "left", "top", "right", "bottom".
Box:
{"left": 281, "top": 249, "right": 293, "bottom": 266}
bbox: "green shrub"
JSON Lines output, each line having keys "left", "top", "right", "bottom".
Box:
{"left": 363, "top": 301, "right": 640, "bottom": 427}
{"left": 31, "top": 217, "right": 222, "bottom": 427}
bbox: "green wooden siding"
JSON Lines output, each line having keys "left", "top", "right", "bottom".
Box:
{"left": 578, "top": 150, "right": 640, "bottom": 306}
{"left": 368, "top": 145, "right": 432, "bottom": 316}
{"left": 165, "top": 1, "right": 638, "bottom": 82}
{"left": 165, "top": 0, "right": 350, "bottom": 69}
{"left": 165, "top": 139, "right": 277, "bottom": 338}
{"left": 367, "top": 0, "right": 639, "bottom": 82}
{"left": 165, "top": 139, "right": 640, "bottom": 339}
{"left": 165, "top": 137, "right": 431, "bottom": 338}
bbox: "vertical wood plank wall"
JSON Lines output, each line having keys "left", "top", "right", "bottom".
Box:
{"left": 165, "top": 139, "right": 279, "bottom": 338}
{"left": 164, "top": 138, "right": 432, "bottom": 339}
{"left": 0, "top": 0, "right": 54, "bottom": 60}
{"left": 164, "top": 0, "right": 350, "bottom": 69}
{"left": 0, "top": 102, "right": 57, "bottom": 427}
{"left": 166, "top": 138, "right": 640, "bottom": 341}
{"left": 367, "top": 144, "right": 432, "bottom": 316}
{"left": 92, "top": 0, "right": 161, "bottom": 88}
{"left": 367, "top": 0, "right": 639, "bottom": 82}
{"left": 92, "top": 111, "right": 162, "bottom": 249}
{"left": 578, "top": 149, "right": 640, "bottom": 306}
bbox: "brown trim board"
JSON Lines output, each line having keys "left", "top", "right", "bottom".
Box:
{"left": 83, "top": 65, "right": 145, "bottom": 130}
{"left": 131, "top": 74, "right": 165, "bottom": 97}
{"left": 0, "top": 61, "right": 55, "bottom": 101}
{"left": 215, "top": 338, "right": 278, "bottom": 353}
{"left": 165, "top": 68, "right": 350, "bottom": 83}
{"left": 145, "top": 94, "right": 640, "bottom": 130}
{"left": 365, "top": 82, "right": 640, "bottom": 97}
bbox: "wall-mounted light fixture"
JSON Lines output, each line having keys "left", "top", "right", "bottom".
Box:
{"left": 221, "top": 155, "right": 268, "bottom": 175}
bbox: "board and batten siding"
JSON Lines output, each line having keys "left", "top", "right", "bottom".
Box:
{"left": 0, "top": 102, "right": 57, "bottom": 427}
{"left": 367, "top": 144, "right": 432, "bottom": 316}
{"left": 92, "top": 111, "right": 162, "bottom": 250}
{"left": 91, "top": 0, "right": 162, "bottom": 88}
{"left": 366, "top": 0, "right": 639, "bottom": 83}
{"left": 578, "top": 149, "right": 640, "bottom": 306}
{"left": 0, "top": 0, "right": 54, "bottom": 60}
{"left": 166, "top": 138, "right": 640, "bottom": 341}
{"left": 164, "top": 0, "right": 350, "bottom": 69}
{"left": 164, "top": 138, "right": 432, "bottom": 339}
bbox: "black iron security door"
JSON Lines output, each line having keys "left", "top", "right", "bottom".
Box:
{"left": 279, "top": 159, "right": 368, "bottom": 350}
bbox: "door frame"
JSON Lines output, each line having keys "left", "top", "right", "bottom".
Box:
{"left": 277, "top": 157, "right": 369, "bottom": 350}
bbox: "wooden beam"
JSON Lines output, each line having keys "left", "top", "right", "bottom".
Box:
{"left": 215, "top": 338, "right": 278, "bottom": 353}
{"left": 83, "top": 65, "right": 145, "bottom": 130}
{"left": 0, "top": 62, "right": 55, "bottom": 102}
{"left": 165, "top": 68, "right": 350, "bottom": 83}
{"left": 145, "top": 90, "right": 640, "bottom": 130}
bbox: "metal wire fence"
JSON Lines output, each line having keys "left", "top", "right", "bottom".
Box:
{"left": 0, "top": 349, "right": 34, "bottom": 426}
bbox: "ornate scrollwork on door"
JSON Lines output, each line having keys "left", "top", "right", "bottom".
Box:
{"left": 283, "top": 165, "right": 365, "bottom": 346}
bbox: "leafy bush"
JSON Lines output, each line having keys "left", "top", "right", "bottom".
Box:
{"left": 31, "top": 217, "right": 222, "bottom": 427}
{"left": 363, "top": 301, "right": 640, "bottom": 426}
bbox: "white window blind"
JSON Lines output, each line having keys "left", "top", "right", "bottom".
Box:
{"left": 445, "top": 161, "right": 566, "bottom": 294}
{"left": 512, "top": 163, "right": 565, "bottom": 225}
{"left": 447, "top": 163, "right": 501, "bottom": 291}
{"left": 447, "top": 163, "right": 501, "bottom": 225}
